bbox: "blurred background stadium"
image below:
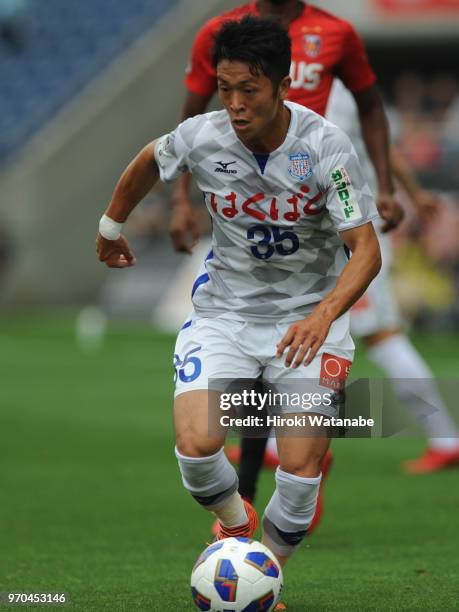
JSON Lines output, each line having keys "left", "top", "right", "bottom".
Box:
{"left": 1, "top": 1, "right": 458, "bottom": 610}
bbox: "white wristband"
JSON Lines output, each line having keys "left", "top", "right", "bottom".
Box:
{"left": 99, "top": 214, "right": 123, "bottom": 240}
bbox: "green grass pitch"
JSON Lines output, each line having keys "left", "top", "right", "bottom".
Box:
{"left": 1, "top": 315, "right": 458, "bottom": 611}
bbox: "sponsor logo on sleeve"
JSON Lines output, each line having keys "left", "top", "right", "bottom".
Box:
{"left": 320, "top": 353, "right": 352, "bottom": 391}
{"left": 288, "top": 152, "right": 313, "bottom": 181}
{"left": 155, "top": 135, "right": 172, "bottom": 168}
{"left": 331, "top": 166, "right": 363, "bottom": 221}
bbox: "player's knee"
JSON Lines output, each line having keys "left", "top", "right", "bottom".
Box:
{"left": 175, "top": 433, "right": 221, "bottom": 458}
{"left": 280, "top": 450, "right": 325, "bottom": 478}
{"left": 363, "top": 328, "right": 400, "bottom": 347}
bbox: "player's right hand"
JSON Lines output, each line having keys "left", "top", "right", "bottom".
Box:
{"left": 96, "top": 233, "right": 136, "bottom": 268}
{"left": 377, "top": 192, "right": 405, "bottom": 233}
{"left": 413, "top": 189, "right": 440, "bottom": 221}
{"left": 276, "top": 311, "right": 332, "bottom": 369}
{"left": 169, "top": 196, "right": 200, "bottom": 255}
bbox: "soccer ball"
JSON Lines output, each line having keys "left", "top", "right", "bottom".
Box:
{"left": 190, "top": 537, "right": 283, "bottom": 611}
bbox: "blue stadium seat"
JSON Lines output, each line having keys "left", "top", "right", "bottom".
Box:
{"left": 0, "top": 0, "right": 178, "bottom": 161}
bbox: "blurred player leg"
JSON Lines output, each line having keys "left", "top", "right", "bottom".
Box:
{"left": 238, "top": 436, "right": 269, "bottom": 501}
{"left": 264, "top": 436, "right": 282, "bottom": 469}
{"left": 226, "top": 432, "right": 278, "bottom": 471}
{"left": 365, "top": 331, "right": 459, "bottom": 472}
{"left": 352, "top": 254, "right": 459, "bottom": 471}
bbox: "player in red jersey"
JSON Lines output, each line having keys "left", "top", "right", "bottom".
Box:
{"left": 170, "top": 0, "right": 403, "bottom": 251}
{"left": 185, "top": 2, "right": 373, "bottom": 117}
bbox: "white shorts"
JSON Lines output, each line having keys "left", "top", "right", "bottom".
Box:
{"left": 350, "top": 229, "right": 401, "bottom": 338}
{"left": 173, "top": 312, "right": 355, "bottom": 418}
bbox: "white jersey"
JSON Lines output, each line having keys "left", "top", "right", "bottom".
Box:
{"left": 155, "top": 101, "right": 378, "bottom": 323}
{"left": 326, "top": 79, "right": 400, "bottom": 335}
{"left": 325, "top": 79, "right": 377, "bottom": 196}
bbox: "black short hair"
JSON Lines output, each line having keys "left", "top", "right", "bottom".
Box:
{"left": 212, "top": 16, "right": 291, "bottom": 90}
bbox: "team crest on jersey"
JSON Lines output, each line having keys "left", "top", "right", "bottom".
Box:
{"left": 303, "top": 34, "right": 321, "bottom": 58}
{"left": 288, "top": 152, "right": 313, "bottom": 181}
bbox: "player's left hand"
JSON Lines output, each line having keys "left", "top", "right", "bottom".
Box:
{"left": 169, "top": 198, "right": 200, "bottom": 255}
{"left": 276, "top": 312, "right": 332, "bottom": 368}
{"left": 96, "top": 233, "right": 136, "bottom": 268}
{"left": 377, "top": 192, "right": 404, "bottom": 233}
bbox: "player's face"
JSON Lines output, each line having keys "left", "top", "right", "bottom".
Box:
{"left": 217, "top": 60, "right": 289, "bottom": 143}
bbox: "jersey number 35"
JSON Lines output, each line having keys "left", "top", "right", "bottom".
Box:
{"left": 247, "top": 225, "right": 300, "bottom": 260}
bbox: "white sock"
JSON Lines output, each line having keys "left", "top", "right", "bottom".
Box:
{"left": 263, "top": 468, "right": 321, "bottom": 557}
{"left": 367, "top": 334, "right": 459, "bottom": 450}
{"left": 214, "top": 491, "right": 248, "bottom": 528}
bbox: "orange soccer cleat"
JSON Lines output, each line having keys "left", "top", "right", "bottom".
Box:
{"left": 403, "top": 446, "right": 459, "bottom": 474}
{"left": 273, "top": 602, "right": 287, "bottom": 611}
{"left": 215, "top": 499, "right": 259, "bottom": 541}
{"left": 307, "top": 448, "right": 334, "bottom": 534}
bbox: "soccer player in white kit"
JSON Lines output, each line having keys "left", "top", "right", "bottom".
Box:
{"left": 96, "top": 17, "right": 381, "bottom": 588}
{"left": 326, "top": 79, "right": 459, "bottom": 472}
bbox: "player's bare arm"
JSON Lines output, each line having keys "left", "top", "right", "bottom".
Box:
{"left": 96, "top": 142, "right": 159, "bottom": 268}
{"left": 390, "top": 146, "right": 439, "bottom": 220}
{"left": 277, "top": 222, "right": 381, "bottom": 368}
{"left": 353, "top": 86, "right": 404, "bottom": 232}
{"left": 169, "top": 91, "right": 213, "bottom": 254}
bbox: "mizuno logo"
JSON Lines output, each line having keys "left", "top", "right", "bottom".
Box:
{"left": 214, "top": 161, "right": 237, "bottom": 174}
